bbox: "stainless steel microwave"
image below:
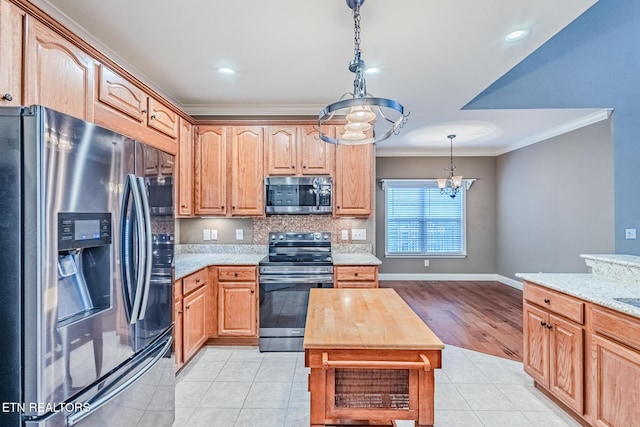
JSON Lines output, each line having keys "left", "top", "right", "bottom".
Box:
{"left": 265, "top": 176, "right": 332, "bottom": 214}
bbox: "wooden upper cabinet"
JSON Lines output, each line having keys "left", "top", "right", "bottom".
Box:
{"left": 230, "top": 126, "right": 264, "bottom": 216}
{"left": 299, "top": 125, "right": 334, "bottom": 175}
{"left": 265, "top": 126, "right": 297, "bottom": 175}
{"left": 25, "top": 20, "right": 95, "bottom": 121}
{"left": 148, "top": 97, "right": 179, "bottom": 139}
{"left": 264, "top": 125, "right": 334, "bottom": 176}
{"left": 334, "top": 143, "right": 373, "bottom": 216}
{"left": 97, "top": 64, "right": 146, "bottom": 123}
{"left": 176, "top": 118, "right": 194, "bottom": 217}
{"left": 0, "top": 0, "right": 26, "bottom": 106}
{"left": 194, "top": 126, "right": 227, "bottom": 216}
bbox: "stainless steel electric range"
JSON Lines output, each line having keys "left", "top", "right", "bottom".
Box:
{"left": 258, "top": 232, "right": 333, "bottom": 352}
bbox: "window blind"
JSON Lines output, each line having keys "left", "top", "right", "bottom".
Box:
{"left": 384, "top": 180, "right": 466, "bottom": 257}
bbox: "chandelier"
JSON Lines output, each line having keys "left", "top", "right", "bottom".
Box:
{"left": 318, "top": 0, "right": 409, "bottom": 145}
{"left": 437, "top": 135, "right": 464, "bottom": 198}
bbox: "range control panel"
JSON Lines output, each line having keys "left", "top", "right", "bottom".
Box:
{"left": 58, "top": 212, "right": 112, "bottom": 250}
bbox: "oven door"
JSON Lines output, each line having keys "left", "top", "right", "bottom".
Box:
{"left": 259, "top": 279, "right": 332, "bottom": 352}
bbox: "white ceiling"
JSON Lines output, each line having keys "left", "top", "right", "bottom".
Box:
{"left": 32, "top": 0, "right": 605, "bottom": 156}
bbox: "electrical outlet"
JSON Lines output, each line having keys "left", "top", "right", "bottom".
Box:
{"left": 202, "top": 229, "right": 211, "bottom": 241}
{"left": 235, "top": 229, "right": 244, "bottom": 240}
{"left": 210, "top": 229, "right": 218, "bottom": 240}
{"left": 625, "top": 228, "right": 637, "bottom": 239}
{"left": 341, "top": 230, "right": 349, "bottom": 240}
{"left": 352, "top": 229, "right": 366, "bottom": 240}
{"left": 424, "top": 260, "right": 429, "bottom": 267}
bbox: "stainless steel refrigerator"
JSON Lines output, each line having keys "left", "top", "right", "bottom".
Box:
{"left": 0, "top": 106, "right": 175, "bottom": 426}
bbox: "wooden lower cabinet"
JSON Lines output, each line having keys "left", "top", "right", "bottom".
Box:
{"left": 523, "top": 284, "right": 584, "bottom": 415}
{"left": 217, "top": 266, "right": 257, "bottom": 337}
{"left": 590, "top": 305, "right": 640, "bottom": 427}
{"left": 183, "top": 285, "right": 208, "bottom": 362}
{"left": 334, "top": 265, "right": 379, "bottom": 288}
{"left": 523, "top": 281, "right": 640, "bottom": 426}
{"left": 174, "top": 298, "right": 184, "bottom": 369}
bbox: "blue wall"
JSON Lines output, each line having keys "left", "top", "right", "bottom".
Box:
{"left": 465, "top": 0, "right": 640, "bottom": 254}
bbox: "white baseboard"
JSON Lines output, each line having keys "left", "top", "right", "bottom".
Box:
{"left": 378, "top": 273, "right": 523, "bottom": 290}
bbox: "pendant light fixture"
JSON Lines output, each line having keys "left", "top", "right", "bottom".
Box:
{"left": 437, "top": 135, "right": 464, "bottom": 198}
{"left": 318, "top": 0, "right": 409, "bottom": 145}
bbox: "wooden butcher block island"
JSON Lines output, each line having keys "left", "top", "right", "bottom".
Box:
{"left": 304, "top": 289, "right": 444, "bottom": 427}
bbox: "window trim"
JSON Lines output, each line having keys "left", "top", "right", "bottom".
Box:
{"left": 383, "top": 179, "right": 468, "bottom": 258}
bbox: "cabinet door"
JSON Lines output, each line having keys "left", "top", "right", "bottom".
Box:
{"left": 592, "top": 334, "right": 640, "bottom": 427}
{"left": 176, "top": 118, "right": 194, "bottom": 216}
{"left": 183, "top": 286, "right": 207, "bottom": 362}
{"left": 0, "top": 0, "right": 26, "bottom": 106}
{"left": 335, "top": 143, "right": 373, "bottom": 216}
{"left": 147, "top": 97, "right": 179, "bottom": 139}
{"left": 549, "top": 314, "right": 584, "bottom": 414}
{"left": 25, "top": 20, "right": 95, "bottom": 120}
{"left": 194, "top": 126, "right": 227, "bottom": 215}
{"left": 299, "top": 125, "right": 334, "bottom": 175}
{"left": 523, "top": 303, "right": 549, "bottom": 387}
{"left": 97, "top": 64, "right": 146, "bottom": 123}
{"left": 174, "top": 299, "right": 183, "bottom": 369}
{"left": 230, "top": 126, "right": 264, "bottom": 216}
{"left": 218, "top": 282, "right": 256, "bottom": 337}
{"left": 266, "top": 126, "right": 297, "bottom": 175}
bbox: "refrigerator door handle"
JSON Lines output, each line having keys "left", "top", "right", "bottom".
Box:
{"left": 126, "top": 173, "right": 147, "bottom": 324}
{"left": 66, "top": 334, "right": 173, "bottom": 426}
{"left": 120, "top": 175, "right": 135, "bottom": 321}
{"left": 136, "top": 176, "right": 153, "bottom": 320}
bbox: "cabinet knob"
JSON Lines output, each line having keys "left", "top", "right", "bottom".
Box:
{"left": 221, "top": 205, "right": 225, "bottom": 209}
{"left": 544, "top": 298, "right": 550, "bottom": 304}
{"left": 2, "top": 93, "right": 13, "bottom": 101}
{"left": 234, "top": 272, "right": 238, "bottom": 277}
{"left": 546, "top": 324, "right": 553, "bottom": 330}
{"left": 178, "top": 310, "right": 183, "bottom": 314}
{"left": 251, "top": 289, "right": 255, "bottom": 293}
{"left": 150, "top": 114, "right": 156, "bottom": 120}
{"left": 540, "top": 321, "right": 547, "bottom": 327}
{"left": 181, "top": 204, "right": 187, "bottom": 208}
{"left": 232, "top": 206, "right": 235, "bottom": 210}
{"left": 141, "top": 109, "right": 147, "bottom": 114}
{"left": 186, "top": 305, "right": 191, "bottom": 310}
{"left": 195, "top": 279, "right": 200, "bottom": 283}
{"left": 354, "top": 272, "right": 359, "bottom": 277}
{"left": 302, "top": 165, "right": 307, "bottom": 169}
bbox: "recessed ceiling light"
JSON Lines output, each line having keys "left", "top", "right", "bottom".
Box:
{"left": 505, "top": 28, "right": 531, "bottom": 42}
{"left": 364, "top": 67, "right": 380, "bottom": 75}
{"left": 218, "top": 67, "right": 235, "bottom": 75}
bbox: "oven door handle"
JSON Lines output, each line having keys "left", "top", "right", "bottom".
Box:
{"left": 259, "top": 276, "right": 334, "bottom": 284}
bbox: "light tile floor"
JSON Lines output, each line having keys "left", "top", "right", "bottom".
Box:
{"left": 174, "top": 345, "right": 580, "bottom": 427}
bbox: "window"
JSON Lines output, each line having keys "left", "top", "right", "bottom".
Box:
{"left": 384, "top": 179, "right": 466, "bottom": 257}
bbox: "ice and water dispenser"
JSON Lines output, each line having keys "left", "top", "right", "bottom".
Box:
{"left": 57, "top": 213, "right": 112, "bottom": 326}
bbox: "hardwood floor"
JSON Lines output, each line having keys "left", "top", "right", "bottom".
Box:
{"left": 380, "top": 280, "right": 524, "bottom": 362}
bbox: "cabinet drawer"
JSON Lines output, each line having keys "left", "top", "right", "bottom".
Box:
{"left": 218, "top": 266, "right": 256, "bottom": 282}
{"left": 592, "top": 305, "right": 640, "bottom": 351}
{"left": 523, "top": 282, "right": 584, "bottom": 324}
{"left": 335, "top": 266, "right": 377, "bottom": 281}
{"left": 183, "top": 268, "right": 208, "bottom": 295}
{"left": 335, "top": 281, "right": 378, "bottom": 289}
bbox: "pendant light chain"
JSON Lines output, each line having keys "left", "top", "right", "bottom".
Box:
{"left": 353, "top": 5, "right": 361, "bottom": 59}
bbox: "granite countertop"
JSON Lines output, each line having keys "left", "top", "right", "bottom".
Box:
{"left": 516, "top": 272, "right": 640, "bottom": 320}
{"left": 174, "top": 243, "right": 381, "bottom": 279}
{"left": 332, "top": 253, "right": 382, "bottom": 265}
{"left": 175, "top": 253, "right": 265, "bottom": 280}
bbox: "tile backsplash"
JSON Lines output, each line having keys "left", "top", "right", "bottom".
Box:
{"left": 178, "top": 215, "right": 373, "bottom": 245}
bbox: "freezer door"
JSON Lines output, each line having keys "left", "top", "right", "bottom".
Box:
{"left": 24, "top": 107, "right": 138, "bottom": 415}
{"left": 25, "top": 328, "right": 175, "bottom": 427}
{"left": 134, "top": 142, "right": 174, "bottom": 350}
